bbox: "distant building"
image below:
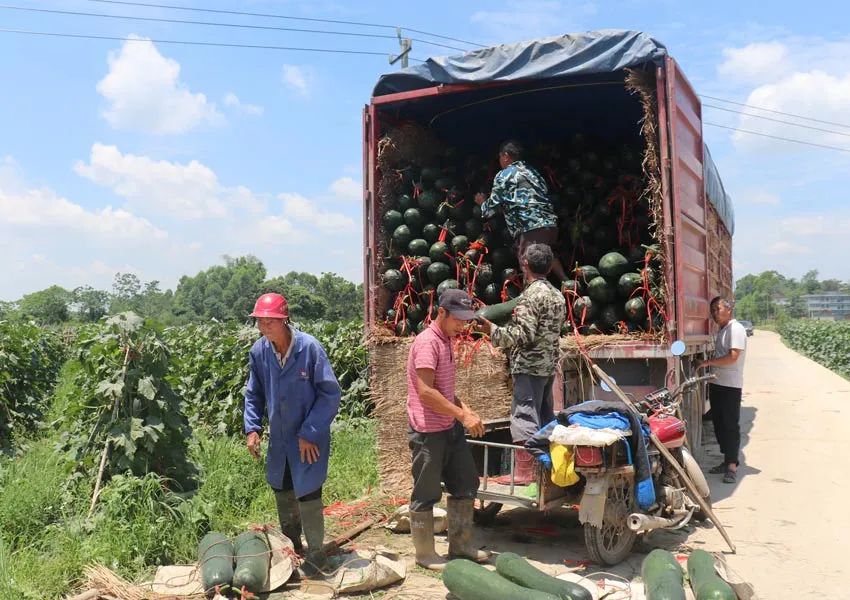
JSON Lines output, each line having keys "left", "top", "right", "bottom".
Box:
{"left": 801, "top": 292, "right": 850, "bottom": 320}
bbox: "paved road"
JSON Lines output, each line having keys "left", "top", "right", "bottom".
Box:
{"left": 687, "top": 329, "right": 850, "bottom": 597}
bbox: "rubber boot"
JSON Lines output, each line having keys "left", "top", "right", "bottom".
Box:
{"left": 495, "top": 448, "right": 536, "bottom": 485}
{"left": 447, "top": 497, "right": 490, "bottom": 562}
{"left": 274, "top": 490, "right": 303, "bottom": 553}
{"left": 298, "top": 498, "right": 329, "bottom": 579}
{"left": 409, "top": 509, "right": 448, "bottom": 572}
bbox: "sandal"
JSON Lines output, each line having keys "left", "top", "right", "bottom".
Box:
{"left": 709, "top": 462, "right": 726, "bottom": 474}
{"left": 723, "top": 469, "right": 737, "bottom": 484}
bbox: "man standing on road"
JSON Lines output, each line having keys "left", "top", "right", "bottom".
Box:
{"left": 477, "top": 244, "right": 566, "bottom": 487}
{"left": 697, "top": 296, "right": 747, "bottom": 484}
{"left": 406, "top": 288, "right": 490, "bottom": 571}
{"left": 474, "top": 140, "right": 568, "bottom": 282}
{"left": 243, "top": 293, "right": 342, "bottom": 577}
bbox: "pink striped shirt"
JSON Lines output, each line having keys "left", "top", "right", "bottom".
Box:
{"left": 407, "top": 322, "right": 457, "bottom": 433}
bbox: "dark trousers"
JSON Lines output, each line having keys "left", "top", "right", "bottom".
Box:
{"left": 272, "top": 460, "right": 322, "bottom": 502}
{"left": 408, "top": 422, "right": 479, "bottom": 512}
{"left": 709, "top": 384, "right": 742, "bottom": 466}
{"left": 511, "top": 374, "right": 555, "bottom": 443}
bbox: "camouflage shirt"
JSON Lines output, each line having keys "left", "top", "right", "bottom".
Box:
{"left": 481, "top": 161, "right": 558, "bottom": 238}
{"left": 491, "top": 278, "right": 566, "bottom": 377}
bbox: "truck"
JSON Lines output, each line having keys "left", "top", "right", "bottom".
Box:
{"left": 362, "top": 30, "right": 734, "bottom": 554}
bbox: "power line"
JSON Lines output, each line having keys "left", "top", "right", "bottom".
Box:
{"left": 0, "top": 4, "right": 467, "bottom": 52}
{"left": 83, "top": 0, "right": 484, "bottom": 48}
{"left": 700, "top": 94, "right": 850, "bottom": 130}
{"left": 0, "top": 27, "right": 391, "bottom": 56}
{"left": 703, "top": 122, "right": 850, "bottom": 153}
{"left": 703, "top": 103, "right": 850, "bottom": 139}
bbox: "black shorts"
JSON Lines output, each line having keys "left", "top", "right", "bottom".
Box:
{"left": 516, "top": 226, "right": 558, "bottom": 263}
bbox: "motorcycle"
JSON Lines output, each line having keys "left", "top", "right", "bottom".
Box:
{"left": 573, "top": 352, "right": 715, "bottom": 565}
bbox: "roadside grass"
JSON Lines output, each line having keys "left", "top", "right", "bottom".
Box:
{"left": 0, "top": 421, "right": 379, "bottom": 599}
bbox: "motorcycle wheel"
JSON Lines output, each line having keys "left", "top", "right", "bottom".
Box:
{"left": 583, "top": 472, "right": 637, "bottom": 565}
{"left": 670, "top": 447, "right": 712, "bottom": 521}
{"left": 473, "top": 499, "right": 502, "bottom": 525}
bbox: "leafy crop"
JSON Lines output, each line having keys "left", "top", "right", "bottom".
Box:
{"left": 0, "top": 321, "right": 64, "bottom": 452}
{"left": 58, "top": 313, "right": 196, "bottom": 488}
{"left": 779, "top": 319, "right": 850, "bottom": 379}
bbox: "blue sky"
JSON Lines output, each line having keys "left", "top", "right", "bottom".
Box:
{"left": 1, "top": 0, "right": 848, "bottom": 300}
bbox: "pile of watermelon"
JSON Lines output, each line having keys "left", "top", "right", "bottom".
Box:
{"left": 378, "top": 132, "right": 663, "bottom": 337}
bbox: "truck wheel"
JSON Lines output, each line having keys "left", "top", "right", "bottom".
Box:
{"left": 583, "top": 472, "right": 636, "bottom": 565}
{"left": 473, "top": 499, "right": 502, "bottom": 525}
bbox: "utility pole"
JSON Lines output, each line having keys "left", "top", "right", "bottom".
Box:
{"left": 389, "top": 27, "right": 411, "bottom": 69}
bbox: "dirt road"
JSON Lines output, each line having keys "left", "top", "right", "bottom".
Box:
{"left": 338, "top": 330, "right": 849, "bottom": 599}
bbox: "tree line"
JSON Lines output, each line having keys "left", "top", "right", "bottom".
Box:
{"left": 734, "top": 269, "right": 850, "bottom": 322}
{"left": 0, "top": 255, "right": 364, "bottom": 325}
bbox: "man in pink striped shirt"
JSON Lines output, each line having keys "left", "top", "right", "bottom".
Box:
{"left": 406, "top": 289, "right": 489, "bottom": 571}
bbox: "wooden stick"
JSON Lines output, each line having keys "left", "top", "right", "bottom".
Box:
{"left": 322, "top": 517, "right": 380, "bottom": 553}
{"left": 64, "top": 590, "right": 102, "bottom": 600}
{"left": 591, "top": 364, "right": 737, "bottom": 553}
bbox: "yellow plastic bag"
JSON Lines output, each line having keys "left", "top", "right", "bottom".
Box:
{"left": 550, "top": 443, "right": 580, "bottom": 487}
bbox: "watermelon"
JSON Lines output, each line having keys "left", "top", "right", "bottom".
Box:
{"left": 397, "top": 193, "right": 414, "bottom": 212}
{"left": 422, "top": 223, "right": 441, "bottom": 244}
{"left": 435, "top": 202, "right": 451, "bottom": 222}
{"left": 385, "top": 308, "right": 396, "bottom": 321}
{"left": 416, "top": 321, "right": 428, "bottom": 333}
{"left": 472, "top": 204, "right": 482, "bottom": 219}
{"left": 587, "top": 276, "right": 616, "bottom": 304}
{"left": 599, "top": 304, "right": 625, "bottom": 332}
{"left": 574, "top": 265, "right": 600, "bottom": 283}
{"left": 475, "top": 264, "right": 494, "bottom": 287}
{"left": 418, "top": 189, "right": 440, "bottom": 211}
{"left": 406, "top": 238, "right": 429, "bottom": 257}
{"left": 501, "top": 267, "right": 518, "bottom": 282}
{"left": 382, "top": 269, "right": 406, "bottom": 292}
{"left": 429, "top": 241, "right": 451, "bottom": 263}
{"left": 593, "top": 227, "right": 617, "bottom": 249}
{"left": 403, "top": 208, "right": 424, "bottom": 232}
{"left": 437, "top": 278, "right": 460, "bottom": 296}
{"left": 598, "top": 252, "right": 630, "bottom": 279}
{"left": 562, "top": 280, "right": 584, "bottom": 296}
{"left": 464, "top": 218, "right": 483, "bottom": 240}
{"left": 434, "top": 177, "right": 455, "bottom": 191}
{"left": 625, "top": 297, "right": 647, "bottom": 322}
{"left": 420, "top": 166, "right": 440, "bottom": 189}
{"left": 383, "top": 209, "right": 403, "bottom": 232}
{"left": 427, "top": 262, "right": 452, "bottom": 285}
{"left": 451, "top": 235, "right": 470, "bottom": 255}
{"left": 412, "top": 257, "right": 431, "bottom": 283}
{"left": 464, "top": 248, "right": 481, "bottom": 264}
{"left": 407, "top": 302, "right": 426, "bottom": 323}
{"left": 481, "top": 283, "right": 501, "bottom": 305}
{"left": 395, "top": 319, "right": 413, "bottom": 336}
{"left": 618, "top": 272, "right": 643, "bottom": 297}
{"left": 628, "top": 246, "right": 647, "bottom": 265}
{"left": 491, "top": 247, "right": 513, "bottom": 272}
{"left": 572, "top": 296, "right": 597, "bottom": 321}
{"left": 505, "top": 283, "right": 522, "bottom": 300}
{"left": 392, "top": 224, "right": 412, "bottom": 250}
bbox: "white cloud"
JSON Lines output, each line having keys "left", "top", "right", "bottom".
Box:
{"left": 223, "top": 92, "right": 264, "bottom": 116}
{"left": 741, "top": 190, "right": 781, "bottom": 205}
{"left": 329, "top": 177, "right": 361, "bottom": 202}
{"left": 281, "top": 64, "right": 313, "bottom": 97}
{"left": 717, "top": 42, "right": 790, "bottom": 84}
{"left": 470, "top": 1, "right": 596, "bottom": 44}
{"left": 765, "top": 241, "right": 811, "bottom": 256}
{"left": 97, "top": 35, "right": 222, "bottom": 134}
{"left": 74, "top": 143, "right": 267, "bottom": 220}
{"left": 780, "top": 215, "right": 850, "bottom": 237}
{"left": 278, "top": 193, "right": 356, "bottom": 233}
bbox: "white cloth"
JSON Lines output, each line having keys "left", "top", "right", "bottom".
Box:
{"left": 548, "top": 423, "right": 627, "bottom": 447}
{"left": 712, "top": 319, "right": 747, "bottom": 388}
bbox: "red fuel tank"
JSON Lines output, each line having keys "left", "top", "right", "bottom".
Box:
{"left": 648, "top": 415, "right": 686, "bottom": 448}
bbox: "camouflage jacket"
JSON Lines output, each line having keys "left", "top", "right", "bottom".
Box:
{"left": 491, "top": 278, "right": 566, "bottom": 376}
{"left": 481, "top": 161, "right": 557, "bottom": 238}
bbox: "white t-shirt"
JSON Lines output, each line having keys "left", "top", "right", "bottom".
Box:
{"left": 712, "top": 319, "right": 747, "bottom": 389}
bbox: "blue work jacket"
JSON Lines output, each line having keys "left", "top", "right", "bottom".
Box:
{"left": 243, "top": 331, "right": 341, "bottom": 497}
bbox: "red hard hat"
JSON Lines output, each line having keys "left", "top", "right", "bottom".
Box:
{"left": 250, "top": 293, "right": 289, "bottom": 319}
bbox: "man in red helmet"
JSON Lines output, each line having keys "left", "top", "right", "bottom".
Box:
{"left": 243, "top": 292, "right": 341, "bottom": 578}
